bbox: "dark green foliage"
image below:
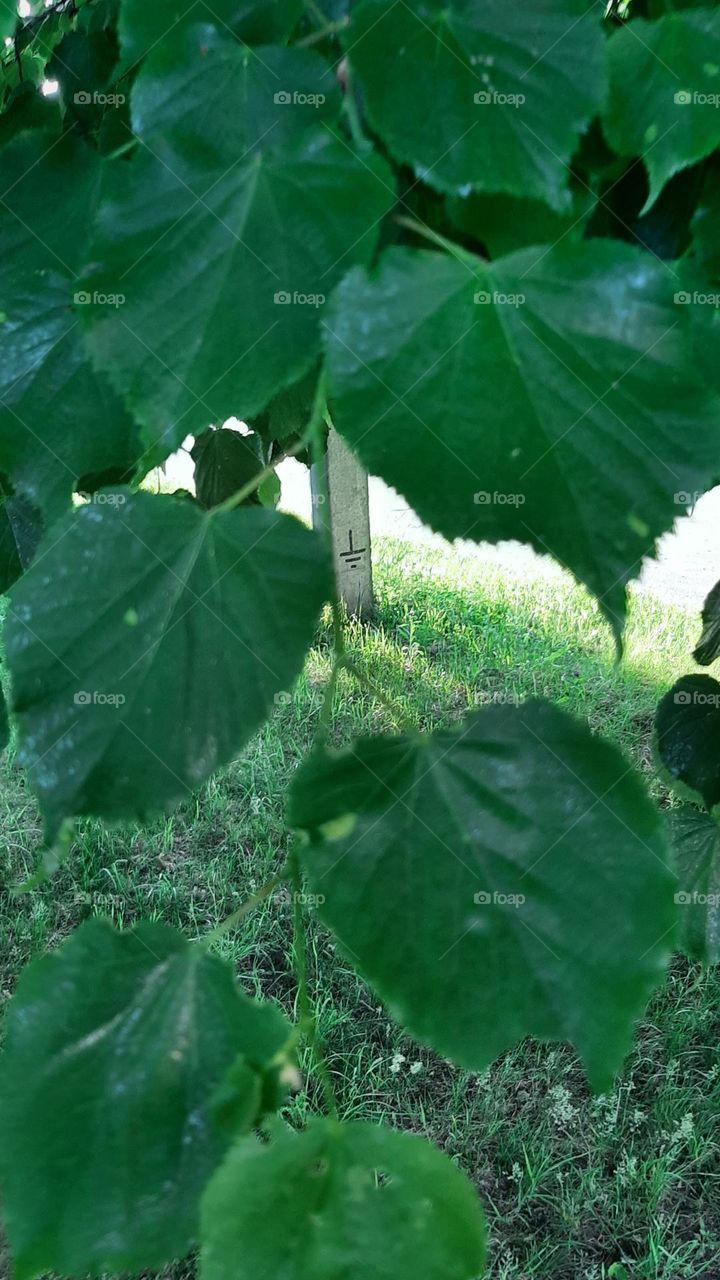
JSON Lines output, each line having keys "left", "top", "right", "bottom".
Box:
{"left": 0, "top": 0, "right": 718, "bottom": 1275}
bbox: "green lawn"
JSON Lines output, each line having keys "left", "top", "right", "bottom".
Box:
{"left": 1, "top": 539, "right": 719, "bottom": 1280}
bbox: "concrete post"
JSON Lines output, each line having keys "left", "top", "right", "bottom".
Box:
{"left": 312, "top": 429, "right": 373, "bottom": 617}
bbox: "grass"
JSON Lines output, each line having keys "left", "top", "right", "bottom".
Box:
{"left": 1, "top": 538, "right": 719, "bottom": 1280}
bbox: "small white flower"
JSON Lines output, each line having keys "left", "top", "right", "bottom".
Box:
{"left": 547, "top": 1084, "right": 576, "bottom": 1127}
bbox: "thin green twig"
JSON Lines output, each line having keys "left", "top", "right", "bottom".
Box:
{"left": 290, "top": 845, "right": 338, "bottom": 1117}
{"left": 201, "top": 867, "right": 289, "bottom": 949}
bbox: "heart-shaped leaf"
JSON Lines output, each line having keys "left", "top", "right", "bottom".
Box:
{"left": 668, "top": 804, "right": 720, "bottom": 962}
{"left": 0, "top": 918, "right": 291, "bottom": 1278}
{"left": 0, "top": 135, "right": 141, "bottom": 521}
{"left": 604, "top": 10, "right": 720, "bottom": 211}
{"left": 345, "top": 0, "right": 606, "bottom": 210}
{"left": 325, "top": 241, "right": 720, "bottom": 637}
{"left": 0, "top": 491, "right": 41, "bottom": 593}
{"left": 290, "top": 700, "right": 677, "bottom": 1089}
{"left": 655, "top": 674, "right": 720, "bottom": 809}
{"left": 6, "top": 490, "right": 330, "bottom": 839}
{"left": 201, "top": 1119, "right": 486, "bottom": 1280}
{"left": 118, "top": 0, "right": 303, "bottom": 67}
{"left": 192, "top": 428, "right": 264, "bottom": 509}
{"left": 83, "top": 28, "right": 393, "bottom": 457}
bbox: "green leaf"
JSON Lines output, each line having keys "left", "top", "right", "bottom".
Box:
{"left": 695, "top": 579, "right": 720, "bottom": 664}
{"left": 0, "top": 81, "right": 63, "bottom": 149}
{"left": 6, "top": 490, "right": 330, "bottom": 840}
{"left": 676, "top": 260, "right": 720, "bottom": 398}
{"left": 119, "top": 0, "right": 302, "bottom": 66}
{"left": 251, "top": 364, "right": 320, "bottom": 449}
{"left": 312, "top": 0, "right": 349, "bottom": 18}
{"left": 655, "top": 674, "right": 720, "bottom": 809}
{"left": 668, "top": 804, "right": 720, "bottom": 962}
{"left": 192, "top": 428, "right": 264, "bottom": 509}
{"left": 0, "top": 917, "right": 291, "bottom": 1279}
{"left": 447, "top": 188, "right": 593, "bottom": 258}
{"left": 0, "top": 681, "right": 8, "bottom": 755}
{"left": 201, "top": 1118, "right": 486, "bottom": 1280}
{"left": 47, "top": 25, "right": 120, "bottom": 133}
{"left": 5, "top": 5, "right": 75, "bottom": 89}
{"left": 0, "top": 0, "right": 17, "bottom": 40}
{"left": 83, "top": 28, "right": 393, "bottom": 456}
{"left": 603, "top": 11, "right": 720, "bottom": 211}
{"left": 649, "top": 0, "right": 714, "bottom": 10}
{"left": 258, "top": 469, "right": 281, "bottom": 508}
{"left": 325, "top": 241, "right": 720, "bottom": 637}
{"left": 129, "top": 27, "right": 341, "bottom": 156}
{"left": 233, "top": 0, "right": 303, "bottom": 44}
{"left": 689, "top": 168, "right": 720, "bottom": 278}
{"left": 0, "top": 134, "right": 141, "bottom": 521}
{"left": 345, "top": 0, "right": 607, "bottom": 211}
{"left": 0, "top": 490, "right": 41, "bottom": 592}
{"left": 289, "top": 701, "right": 677, "bottom": 1090}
